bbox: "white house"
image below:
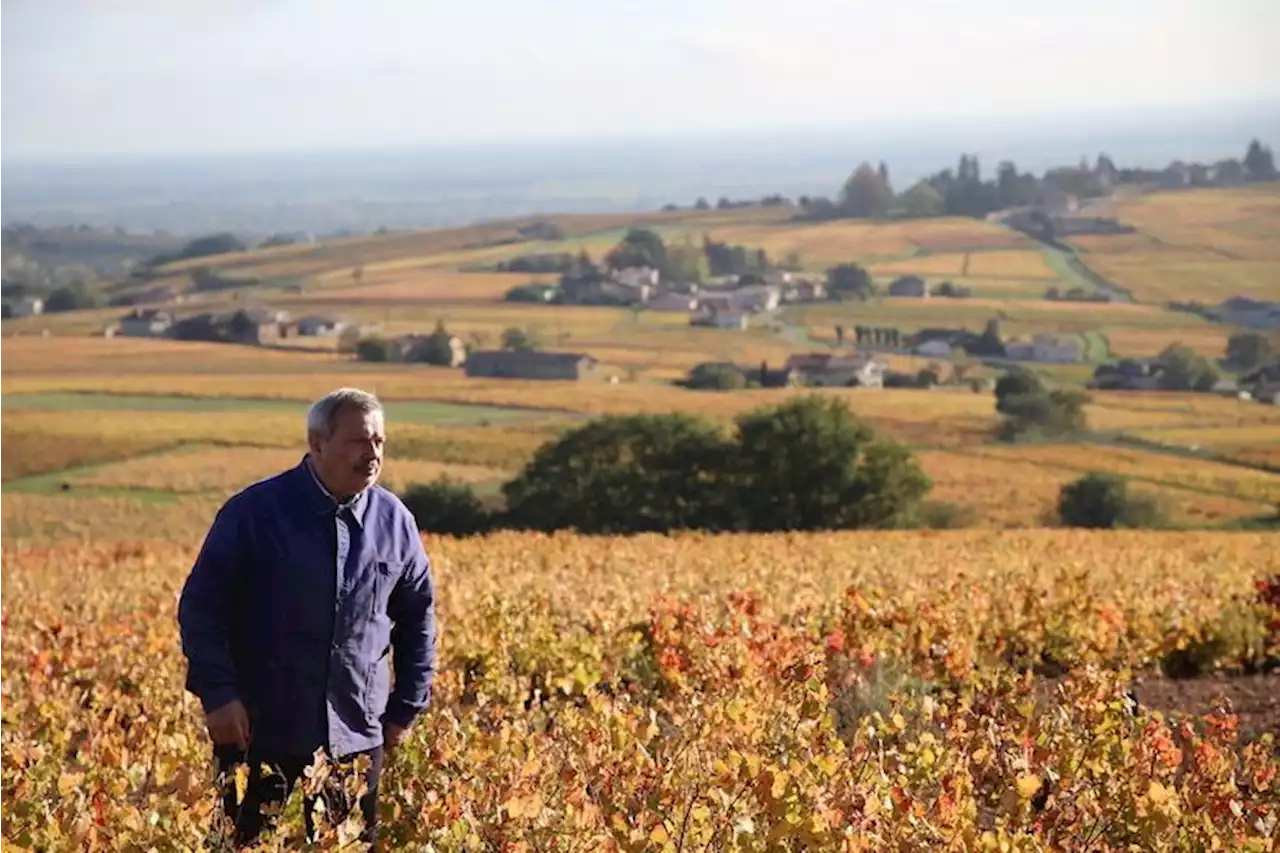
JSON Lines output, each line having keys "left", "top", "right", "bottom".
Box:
{"left": 691, "top": 306, "right": 749, "bottom": 330}
{"left": 612, "top": 266, "right": 659, "bottom": 301}
{"left": 735, "top": 285, "right": 781, "bottom": 313}
{"left": 11, "top": 296, "right": 44, "bottom": 317}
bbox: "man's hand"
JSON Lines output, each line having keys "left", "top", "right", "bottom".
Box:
{"left": 206, "top": 699, "right": 250, "bottom": 750}
{"left": 384, "top": 722, "right": 408, "bottom": 754}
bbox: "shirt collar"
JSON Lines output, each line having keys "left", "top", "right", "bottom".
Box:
{"left": 300, "top": 454, "right": 369, "bottom": 527}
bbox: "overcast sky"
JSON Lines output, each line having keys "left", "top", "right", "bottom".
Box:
{"left": 3, "top": 0, "right": 1278, "bottom": 159}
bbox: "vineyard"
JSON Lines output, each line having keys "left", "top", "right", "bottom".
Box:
{"left": 2, "top": 532, "right": 1277, "bottom": 851}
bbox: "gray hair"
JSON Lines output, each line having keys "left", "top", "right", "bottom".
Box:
{"left": 306, "top": 387, "right": 383, "bottom": 439}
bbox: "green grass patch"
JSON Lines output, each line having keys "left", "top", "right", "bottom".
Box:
{"left": 2, "top": 393, "right": 542, "bottom": 426}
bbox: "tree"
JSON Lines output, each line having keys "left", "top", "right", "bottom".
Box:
{"left": 1244, "top": 139, "right": 1277, "bottom": 181}
{"left": 899, "top": 181, "right": 944, "bottom": 218}
{"left": 501, "top": 326, "right": 542, "bottom": 351}
{"left": 732, "top": 396, "right": 931, "bottom": 531}
{"left": 1226, "top": 332, "right": 1275, "bottom": 371}
{"left": 356, "top": 338, "right": 395, "bottom": 362}
{"left": 416, "top": 321, "right": 459, "bottom": 366}
{"left": 504, "top": 283, "right": 557, "bottom": 303}
{"left": 399, "top": 478, "right": 492, "bottom": 536}
{"left": 173, "top": 232, "right": 246, "bottom": 261}
{"left": 997, "top": 388, "right": 1088, "bottom": 440}
{"left": 1058, "top": 473, "right": 1163, "bottom": 529}
{"left": 839, "top": 163, "right": 894, "bottom": 219}
{"left": 1157, "top": 344, "right": 1219, "bottom": 391}
{"left": 605, "top": 228, "right": 666, "bottom": 272}
{"left": 994, "top": 368, "right": 1044, "bottom": 410}
{"left": 826, "top": 262, "right": 875, "bottom": 301}
{"left": 970, "top": 317, "right": 1005, "bottom": 357}
{"left": 663, "top": 238, "right": 706, "bottom": 284}
{"left": 502, "top": 414, "right": 739, "bottom": 533}
{"left": 44, "top": 282, "right": 98, "bottom": 313}
{"left": 680, "top": 362, "right": 747, "bottom": 391}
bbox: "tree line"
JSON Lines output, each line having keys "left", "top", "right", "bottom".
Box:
{"left": 797, "top": 139, "right": 1278, "bottom": 223}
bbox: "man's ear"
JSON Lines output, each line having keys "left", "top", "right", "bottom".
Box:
{"left": 306, "top": 430, "right": 323, "bottom": 455}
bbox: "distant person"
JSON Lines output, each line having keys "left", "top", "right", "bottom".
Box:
{"left": 177, "top": 387, "right": 437, "bottom": 849}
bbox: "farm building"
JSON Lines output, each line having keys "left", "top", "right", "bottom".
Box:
{"left": 784, "top": 352, "right": 887, "bottom": 388}
{"left": 888, "top": 276, "right": 929, "bottom": 298}
{"left": 464, "top": 350, "right": 601, "bottom": 381}
{"left": 10, "top": 296, "right": 44, "bottom": 317}
{"left": 117, "top": 308, "right": 175, "bottom": 338}
{"left": 297, "top": 314, "right": 348, "bottom": 336}
{"left": 691, "top": 306, "right": 750, "bottom": 330}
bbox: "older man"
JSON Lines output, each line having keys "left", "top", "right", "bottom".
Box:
{"left": 178, "top": 387, "right": 436, "bottom": 848}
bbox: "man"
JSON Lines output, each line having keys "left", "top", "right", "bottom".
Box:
{"left": 178, "top": 387, "right": 437, "bottom": 848}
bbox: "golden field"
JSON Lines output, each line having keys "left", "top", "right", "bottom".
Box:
{"left": 1072, "top": 183, "right": 1280, "bottom": 304}
{"left": 3, "top": 532, "right": 1278, "bottom": 850}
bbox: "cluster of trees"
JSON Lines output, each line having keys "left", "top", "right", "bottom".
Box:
{"left": 399, "top": 397, "right": 934, "bottom": 535}
{"left": 356, "top": 321, "right": 544, "bottom": 364}
{"left": 0, "top": 279, "right": 100, "bottom": 316}
{"left": 144, "top": 232, "right": 248, "bottom": 269}
{"left": 662, "top": 194, "right": 793, "bottom": 212}
{"left": 1226, "top": 332, "right": 1277, "bottom": 373}
{"left": 502, "top": 228, "right": 795, "bottom": 307}
{"left": 994, "top": 368, "right": 1089, "bottom": 441}
{"left": 799, "top": 138, "right": 1278, "bottom": 223}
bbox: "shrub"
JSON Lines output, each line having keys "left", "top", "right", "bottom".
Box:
{"left": 399, "top": 478, "right": 493, "bottom": 537}
{"left": 1057, "top": 472, "right": 1164, "bottom": 529}
{"left": 355, "top": 337, "right": 395, "bottom": 363}
{"left": 731, "top": 396, "right": 931, "bottom": 531}
{"left": 914, "top": 500, "right": 977, "bottom": 529}
{"left": 502, "top": 413, "right": 738, "bottom": 534}
{"left": 997, "top": 388, "right": 1089, "bottom": 441}
{"left": 500, "top": 397, "right": 932, "bottom": 535}
{"left": 679, "top": 362, "right": 747, "bottom": 391}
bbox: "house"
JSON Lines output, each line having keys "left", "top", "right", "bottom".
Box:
{"left": 1031, "top": 335, "right": 1082, "bottom": 363}
{"left": 297, "top": 314, "right": 347, "bottom": 336}
{"left": 11, "top": 296, "right": 44, "bottom": 317}
{"left": 696, "top": 285, "right": 780, "bottom": 313}
{"left": 888, "top": 276, "right": 929, "bottom": 298}
{"left": 784, "top": 352, "right": 887, "bottom": 388}
{"left": 911, "top": 328, "right": 969, "bottom": 357}
{"left": 1003, "top": 339, "right": 1036, "bottom": 360}
{"left": 1090, "top": 359, "right": 1163, "bottom": 390}
{"left": 391, "top": 333, "right": 468, "bottom": 367}
{"left": 1215, "top": 296, "right": 1280, "bottom": 330}
{"left": 782, "top": 279, "right": 827, "bottom": 303}
{"left": 611, "top": 266, "right": 659, "bottom": 300}
{"left": 464, "top": 350, "right": 601, "bottom": 381}
{"left": 691, "top": 305, "right": 749, "bottom": 330}
{"left": 647, "top": 293, "right": 699, "bottom": 312}
{"left": 226, "top": 307, "right": 294, "bottom": 345}
{"left": 118, "top": 308, "right": 174, "bottom": 338}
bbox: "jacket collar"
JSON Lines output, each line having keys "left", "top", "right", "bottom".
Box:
{"left": 297, "top": 455, "right": 369, "bottom": 527}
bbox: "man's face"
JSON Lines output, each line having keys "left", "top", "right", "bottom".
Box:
{"left": 309, "top": 406, "right": 385, "bottom": 498}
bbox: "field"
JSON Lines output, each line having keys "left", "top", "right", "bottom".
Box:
{"left": 3, "top": 187, "right": 1280, "bottom": 850}
{"left": 1069, "top": 183, "right": 1280, "bottom": 305}
{"left": 4, "top": 530, "right": 1278, "bottom": 851}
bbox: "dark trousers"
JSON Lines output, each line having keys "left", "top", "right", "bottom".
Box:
{"left": 213, "top": 743, "right": 383, "bottom": 849}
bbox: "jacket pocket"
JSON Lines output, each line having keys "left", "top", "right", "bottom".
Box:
{"left": 364, "top": 648, "right": 392, "bottom": 725}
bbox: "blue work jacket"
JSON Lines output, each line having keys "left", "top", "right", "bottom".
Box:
{"left": 177, "top": 456, "right": 437, "bottom": 758}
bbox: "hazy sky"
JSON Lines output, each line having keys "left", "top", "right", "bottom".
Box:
{"left": 4, "top": 0, "right": 1278, "bottom": 158}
